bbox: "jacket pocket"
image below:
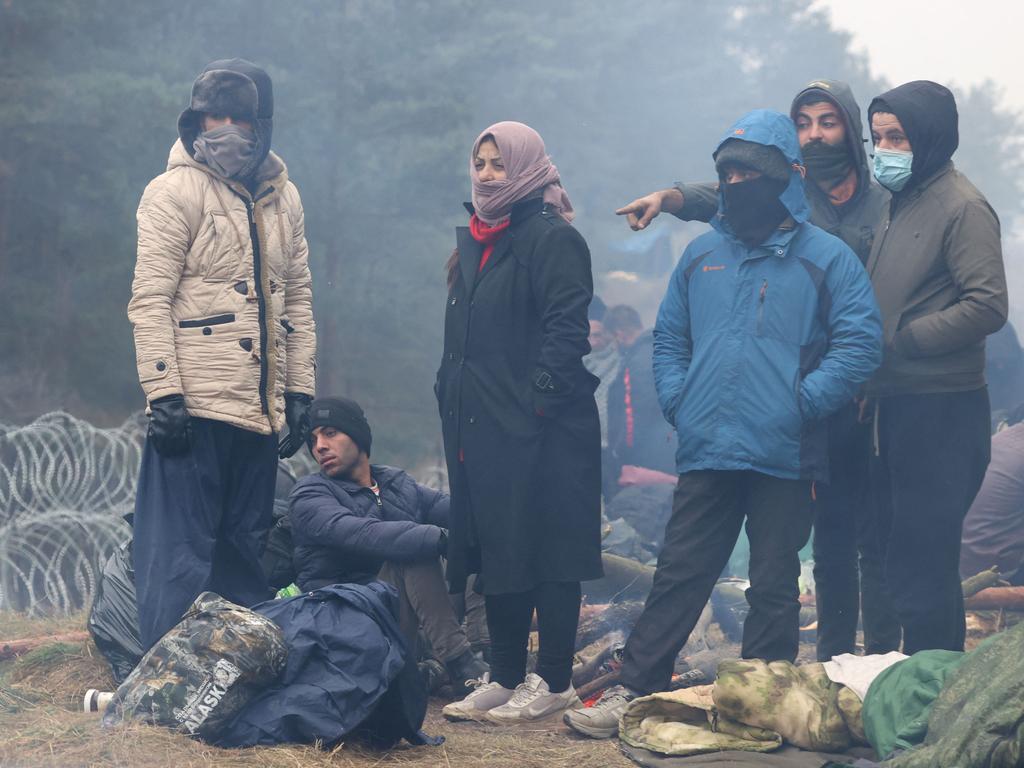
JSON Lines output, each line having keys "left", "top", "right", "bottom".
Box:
{"left": 199, "top": 212, "right": 239, "bottom": 282}
{"left": 178, "top": 313, "right": 235, "bottom": 328}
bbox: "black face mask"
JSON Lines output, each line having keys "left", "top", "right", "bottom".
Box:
{"left": 802, "top": 140, "right": 853, "bottom": 190}
{"left": 722, "top": 176, "right": 789, "bottom": 246}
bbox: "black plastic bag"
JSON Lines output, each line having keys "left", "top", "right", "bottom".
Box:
{"left": 261, "top": 499, "right": 295, "bottom": 590}
{"left": 87, "top": 539, "right": 143, "bottom": 684}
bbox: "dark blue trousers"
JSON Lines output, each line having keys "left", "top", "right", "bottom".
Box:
{"left": 134, "top": 417, "right": 277, "bottom": 650}
{"left": 870, "top": 389, "right": 991, "bottom": 654}
{"left": 813, "top": 402, "right": 901, "bottom": 660}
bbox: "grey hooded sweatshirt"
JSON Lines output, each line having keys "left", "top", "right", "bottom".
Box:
{"left": 670, "top": 79, "right": 889, "bottom": 266}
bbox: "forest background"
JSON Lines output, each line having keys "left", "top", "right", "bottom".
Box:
{"left": 2, "top": 0, "right": 1021, "bottom": 466}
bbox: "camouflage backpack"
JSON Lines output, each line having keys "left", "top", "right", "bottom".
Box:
{"left": 102, "top": 592, "right": 287, "bottom": 740}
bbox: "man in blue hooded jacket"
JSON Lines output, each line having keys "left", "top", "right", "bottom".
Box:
{"left": 565, "top": 110, "right": 882, "bottom": 739}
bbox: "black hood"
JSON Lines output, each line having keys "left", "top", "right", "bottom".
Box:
{"left": 791, "top": 79, "right": 870, "bottom": 187}
{"left": 178, "top": 58, "right": 274, "bottom": 182}
{"left": 869, "top": 80, "right": 959, "bottom": 190}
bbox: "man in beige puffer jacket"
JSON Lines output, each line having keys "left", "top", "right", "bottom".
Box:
{"left": 127, "top": 59, "right": 316, "bottom": 650}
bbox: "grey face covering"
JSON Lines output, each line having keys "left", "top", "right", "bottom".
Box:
{"left": 192, "top": 124, "right": 258, "bottom": 180}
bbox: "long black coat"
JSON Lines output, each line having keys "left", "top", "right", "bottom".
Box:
{"left": 436, "top": 197, "right": 603, "bottom": 595}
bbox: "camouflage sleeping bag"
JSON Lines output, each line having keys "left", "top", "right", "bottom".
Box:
{"left": 102, "top": 592, "right": 287, "bottom": 740}
{"left": 879, "top": 619, "right": 1024, "bottom": 768}
{"left": 619, "top": 659, "right": 866, "bottom": 757}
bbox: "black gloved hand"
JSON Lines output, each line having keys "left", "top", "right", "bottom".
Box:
{"left": 148, "top": 394, "right": 192, "bottom": 456}
{"left": 278, "top": 392, "right": 313, "bottom": 459}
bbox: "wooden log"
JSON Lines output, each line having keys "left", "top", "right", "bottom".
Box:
{"left": 577, "top": 668, "right": 621, "bottom": 700}
{"left": 961, "top": 568, "right": 1005, "bottom": 599}
{"left": 0, "top": 632, "right": 91, "bottom": 661}
{"left": 964, "top": 586, "right": 1024, "bottom": 610}
{"left": 584, "top": 554, "right": 655, "bottom": 602}
{"left": 572, "top": 630, "right": 624, "bottom": 687}
{"left": 576, "top": 601, "right": 644, "bottom": 648}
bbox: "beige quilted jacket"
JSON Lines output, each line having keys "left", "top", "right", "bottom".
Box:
{"left": 128, "top": 140, "right": 316, "bottom": 435}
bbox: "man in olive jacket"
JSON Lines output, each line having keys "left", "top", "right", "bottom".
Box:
{"left": 615, "top": 80, "right": 900, "bottom": 661}
{"left": 865, "top": 80, "right": 1007, "bottom": 654}
{"left": 127, "top": 59, "right": 316, "bottom": 649}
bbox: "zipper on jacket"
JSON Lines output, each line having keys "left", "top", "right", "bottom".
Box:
{"left": 245, "top": 197, "right": 270, "bottom": 416}
{"left": 757, "top": 279, "right": 768, "bottom": 334}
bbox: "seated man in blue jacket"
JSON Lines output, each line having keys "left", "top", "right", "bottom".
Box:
{"left": 289, "top": 396, "right": 488, "bottom": 692}
{"left": 565, "top": 110, "right": 882, "bottom": 738}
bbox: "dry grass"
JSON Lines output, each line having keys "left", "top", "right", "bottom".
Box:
{"left": 0, "top": 611, "right": 89, "bottom": 642}
{"left": 0, "top": 613, "right": 631, "bottom": 768}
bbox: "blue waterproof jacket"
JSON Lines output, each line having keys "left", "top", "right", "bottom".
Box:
{"left": 290, "top": 465, "right": 448, "bottom": 590}
{"left": 654, "top": 110, "right": 882, "bottom": 481}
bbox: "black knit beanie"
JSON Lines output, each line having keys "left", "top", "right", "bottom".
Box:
{"left": 309, "top": 397, "right": 373, "bottom": 457}
{"left": 714, "top": 138, "right": 791, "bottom": 183}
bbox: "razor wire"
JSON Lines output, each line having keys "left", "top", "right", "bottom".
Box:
{"left": 0, "top": 412, "right": 144, "bottom": 614}
{"left": 0, "top": 411, "right": 448, "bottom": 615}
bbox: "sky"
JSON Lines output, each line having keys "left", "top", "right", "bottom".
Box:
{"left": 814, "top": 0, "right": 1024, "bottom": 114}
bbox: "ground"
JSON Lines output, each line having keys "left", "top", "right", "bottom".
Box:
{"left": 0, "top": 612, "right": 632, "bottom": 768}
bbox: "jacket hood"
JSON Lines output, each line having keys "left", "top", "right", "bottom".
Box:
{"left": 791, "top": 79, "right": 871, "bottom": 187}
{"left": 166, "top": 139, "right": 286, "bottom": 188}
{"left": 712, "top": 109, "right": 809, "bottom": 229}
{"left": 868, "top": 80, "right": 959, "bottom": 190}
{"left": 178, "top": 58, "right": 274, "bottom": 182}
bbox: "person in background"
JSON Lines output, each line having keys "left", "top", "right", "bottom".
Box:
{"left": 289, "top": 396, "right": 488, "bottom": 694}
{"left": 960, "top": 409, "right": 1024, "bottom": 586}
{"left": 866, "top": 80, "right": 1007, "bottom": 654}
{"left": 613, "top": 79, "right": 900, "bottom": 662}
{"left": 436, "top": 121, "right": 603, "bottom": 723}
{"left": 128, "top": 59, "right": 316, "bottom": 650}
{"left": 584, "top": 296, "right": 621, "bottom": 449}
{"left": 583, "top": 296, "right": 622, "bottom": 501}
{"left": 565, "top": 109, "right": 881, "bottom": 739}
{"left": 604, "top": 304, "right": 678, "bottom": 497}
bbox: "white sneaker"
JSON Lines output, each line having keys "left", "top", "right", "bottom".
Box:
{"left": 486, "top": 673, "right": 581, "bottom": 724}
{"left": 442, "top": 674, "right": 515, "bottom": 721}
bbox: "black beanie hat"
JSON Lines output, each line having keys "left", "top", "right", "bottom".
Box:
{"left": 309, "top": 397, "right": 373, "bottom": 457}
{"left": 714, "top": 138, "right": 791, "bottom": 183}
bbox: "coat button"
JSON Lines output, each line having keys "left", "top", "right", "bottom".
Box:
{"left": 776, "top": 249, "right": 784, "bottom": 255}
{"left": 202, "top": 327, "right": 212, "bottom": 336}
{"left": 155, "top": 361, "right": 166, "bottom": 372}
{"left": 468, "top": 416, "right": 475, "bottom": 424}
{"left": 450, "top": 297, "right": 457, "bottom": 306}
{"left": 448, "top": 409, "right": 454, "bottom": 418}
{"left": 448, "top": 352, "right": 456, "bottom": 361}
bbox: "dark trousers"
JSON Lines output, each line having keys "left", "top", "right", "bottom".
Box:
{"left": 813, "top": 404, "right": 901, "bottom": 661}
{"left": 620, "top": 470, "right": 813, "bottom": 695}
{"left": 870, "top": 389, "right": 991, "bottom": 654}
{"left": 134, "top": 417, "right": 277, "bottom": 650}
{"left": 485, "top": 581, "right": 582, "bottom": 692}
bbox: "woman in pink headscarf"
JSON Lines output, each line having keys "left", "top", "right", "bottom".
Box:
{"left": 436, "top": 122, "right": 603, "bottom": 723}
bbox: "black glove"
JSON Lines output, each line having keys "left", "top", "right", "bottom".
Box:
{"left": 148, "top": 394, "right": 191, "bottom": 456}
{"left": 278, "top": 392, "right": 313, "bottom": 459}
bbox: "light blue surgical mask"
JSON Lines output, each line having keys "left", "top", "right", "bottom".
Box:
{"left": 873, "top": 148, "right": 914, "bottom": 192}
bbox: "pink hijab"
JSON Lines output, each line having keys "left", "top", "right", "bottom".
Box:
{"left": 470, "top": 121, "right": 574, "bottom": 225}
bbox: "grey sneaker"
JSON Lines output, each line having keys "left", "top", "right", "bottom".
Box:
{"left": 445, "top": 649, "right": 490, "bottom": 695}
{"left": 562, "top": 684, "right": 638, "bottom": 738}
{"left": 441, "top": 673, "right": 514, "bottom": 721}
{"left": 486, "top": 673, "right": 581, "bottom": 724}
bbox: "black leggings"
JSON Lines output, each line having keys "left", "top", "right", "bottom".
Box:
{"left": 485, "top": 581, "right": 581, "bottom": 693}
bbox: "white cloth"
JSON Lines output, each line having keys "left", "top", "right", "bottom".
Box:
{"left": 822, "top": 651, "right": 908, "bottom": 701}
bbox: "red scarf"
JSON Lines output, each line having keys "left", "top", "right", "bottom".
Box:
{"left": 469, "top": 213, "right": 510, "bottom": 273}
